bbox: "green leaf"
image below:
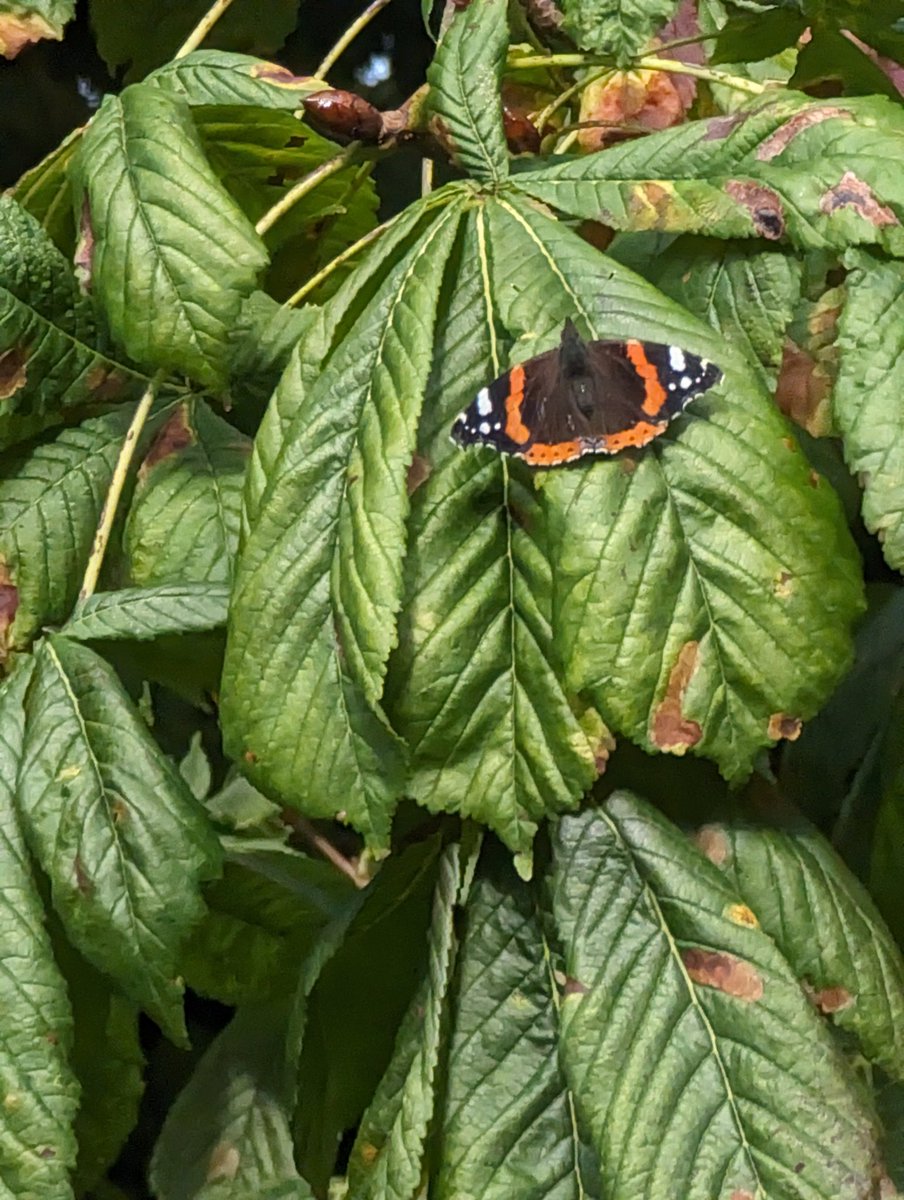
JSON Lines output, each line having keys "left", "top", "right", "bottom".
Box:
{"left": 147, "top": 49, "right": 325, "bottom": 108}
{"left": 192, "top": 105, "right": 379, "bottom": 301}
{"left": 547, "top": 797, "right": 883, "bottom": 1197}
{"left": 63, "top": 582, "right": 230, "bottom": 642}
{"left": 19, "top": 636, "right": 222, "bottom": 1041}
{"left": 478, "top": 195, "right": 862, "bottom": 779}
{"left": 387, "top": 207, "right": 599, "bottom": 863}
{"left": 0, "top": 661, "right": 80, "bottom": 1199}
{"left": 695, "top": 805, "right": 904, "bottom": 1081}
{"left": 179, "top": 732, "right": 212, "bottom": 801}
{"left": 0, "top": 0, "right": 73, "bottom": 55}
{"left": 228, "top": 291, "right": 315, "bottom": 414}
{"left": 221, "top": 202, "right": 464, "bottom": 851}
{"left": 347, "top": 844, "right": 462, "bottom": 1200}
{"left": 792, "top": 28, "right": 904, "bottom": 100}
{"left": 10, "top": 125, "right": 82, "bottom": 255}
{"left": 90, "top": 0, "right": 301, "bottom": 81}
{"left": 0, "top": 196, "right": 148, "bottom": 451}
{"left": 52, "top": 934, "right": 144, "bottom": 1196}
{"left": 513, "top": 94, "right": 904, "bottom": 254}
{"left": 150, "top": 1000, "right": 316, "bottom": 1200}
{"left": 296, "top": 838, "right": 441, "bottom": 1193}
{"left": 711, "top": 7, "right": 807, "bottom": 65}
{"left": 0, "top": 404, "right": 165, "bottom": 654}
{"left": 560, "top": 0, "right": 679, "bottom": 61}
{"left": 124, "top": 399, "right": 249, "bottom": 586}
{"left": 431, "top": 838, "right": 591, "bottom": 1200}
{"left": 427, "top": 0, "right": 510, "bottom": 182}
{"left": 71, "top": 84, "right": 267, "bottom": 387}
{"left": 650, "top": 235, "right": 803, "bottom": 388}
{"left": 834, "top": 251, "right": 904, "bottom": 572}
{"left": 182, "top": 838, "right": 358, "bottom": 1006}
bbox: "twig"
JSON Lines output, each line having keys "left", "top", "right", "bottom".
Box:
{"left": 650, "top": 31, "right": 719, "bottom": 55}
{"left": 282, "top": 810, "right": 368, "bottom": 888}
{"left": 532, "top": 66, "right": 613, "bottom": 129}
{"left": 256, "top": 143, "right": 361, "bottom": 237}
{"left": 510, "top": 51, "right": 768, "bottom": 95}
{"left": 316, "top": 0, "right": 396, "bottom": 78}
{"left": 79, "top": 374, "right": 161, "bottom": 602}
{"left": 175, "top": 0, "right": 237, "bottom": 58}
{"left": 636, "top": 54, "right": 767, "bottom": 94}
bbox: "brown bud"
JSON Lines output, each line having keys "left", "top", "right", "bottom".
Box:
{"left": 302, "top": 89, "right": 383, "bottom": 144}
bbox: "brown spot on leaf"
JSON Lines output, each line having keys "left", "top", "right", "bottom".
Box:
{"left": 0, "top": 347, "right": 27, "bottom": 399}
{"left": 768, "top": 713, "right": 802, "bottom": 741}
{"left": 243, "top": 749, "right": 258, "bottom": 765}
{"left": 74, "top": 197, "right": 94, "bottom": 292}
{"left": 37, "top": 1146, "right": 56, "bottom": 1160}
{"left": 756, "top": 106, "right": 849, "bottom": 161}
{"left": 705, "top": 112, "right": 750, "bottom": 141}
{"left": 563, "top": 976, "right": 589, "bottom": 995}
{"left": 820, "top": 171, "right": 898, "bottom": 227}
{"left": 111, "top": 798, "right": 128, "bottom": 824}
{"left": 207, "top": 1141, "right": 240, "bottom": 1182}
{"left": 731, "top": 1192, "right": 756, "bottom": 1200}
{"left": 682, "top": 948, "right": 764, "bottom": 1001}
{"left": 140, "top": 406, "right": 194, "bottom": 477}
{"left": 85, "top": 365, "right": 128, "bottom": 401}
{"left": 359, "top": 1141, "right": 379, "bottom": 1165}
{"left": 773, "top": 570, "right": 793, "bottom": 599}
{"left": 406, "top": 453, "right": 432, "bottom": 495}
{"left": 727, "top": 903, "right": 759, "bottom": 929}
{"left": 813, "top": 984, "right": 854, "bottom": 1013}
{"left": 725, "top": 180, "right": 785, "bottom": 240}
{"left": 303, "top": 90, "right": 383, "bottom": 144}
{"left": 0, "top": 564, "right": 19, "bottom": 661}
{"left": 650, "top": 641, "right": 701, "bottom": 753}
{"left": 775, "top": 340, "right": 833, "bottom": 436}
{"left": 74, "top": 856, "right": 94, "bottom": 898}
{"left": 808, "top": 469, "right": 820, "bottom": 488}
{"left": 0, "top": 13, "right": 61, "bottom": 58}
{"left": 694, "top": 824, "right": 730, "bottom": 865}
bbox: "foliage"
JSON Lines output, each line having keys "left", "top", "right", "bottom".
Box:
{"left": 1, "top": 0, "right": 904, "bottom": 1196}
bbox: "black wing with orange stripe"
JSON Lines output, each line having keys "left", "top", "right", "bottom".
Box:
{"left": 452, "top": 319, "right": 722, "bottom": 467}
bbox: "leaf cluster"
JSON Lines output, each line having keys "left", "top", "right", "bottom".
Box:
{"left": 1, "top": 0, "right": 904, "bottom": 1196}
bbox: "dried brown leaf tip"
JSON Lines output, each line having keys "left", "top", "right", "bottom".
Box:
{"left": 650, "top": 640, "right": 701, "bottom": 754}
{"left": 406, "top": 453, "right": 432, "bottom": 495}
{"left": 724, "top": 180, "right": 785, "bottom": 240}
{"left": 820, "top": 171, "right": 898, "bottom": 227}
{"left": 139, "top": 406, "right": 194, "bottom": 477}
{"left": 250, "top": 63, "right": 322, "bottom": 90}
{"left": 0, "top": 12, "right": 60, "bottom": 58}
{"left": 775, "top": 280, "right": 840, "bottom": 440}
{"left": 768, "top": 712, "right": 802, "bottom": 742}
{"left": 682, "top": 948, "right": 764, "bottom": 1001}
{"left": 577, "top": 69, "right": 687, "bottom": 151}
{"left": 0, "top": 346, "right": 28, "bottom": 400}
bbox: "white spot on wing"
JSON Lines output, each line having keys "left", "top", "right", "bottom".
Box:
{"left": 680, "top": 375, "right": 692, "bottom": 389}
{"left": 479, "top": 421, "right": 491, "bottom": 435}
{"left": 476, "top": 388, "right": 493, "bottom": 416}
{"left": 669, "top": 346, "right": 686, "bottom": 372}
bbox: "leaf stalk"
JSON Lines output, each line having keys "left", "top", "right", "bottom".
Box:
{"left": 255, "top": 143, "right": 361, "bottom": 237}
{"left": 175, "top": 0, "right": 238, "bottom": 58}
{"left": 79, "top": 373, "right": 162, "bottom": 603}
{"left": 316, "top": 0, "right": 397, "bottom": 78}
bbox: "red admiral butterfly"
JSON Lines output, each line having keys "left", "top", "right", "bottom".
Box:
{"left": 452, "top": 319, "right": 722, "bottom": 466}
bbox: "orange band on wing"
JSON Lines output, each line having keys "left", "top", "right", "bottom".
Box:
{"left": 504, "top": 363, "right": 531, "bottom": 444}
{"left": 601, "top": 420, "right": 665, "bottom": 452}
{"left": 626, "top": 341, "right": 667, "bottom": 417}
{"left": 524, "top": 440, "right": 583, "bottom": 466}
